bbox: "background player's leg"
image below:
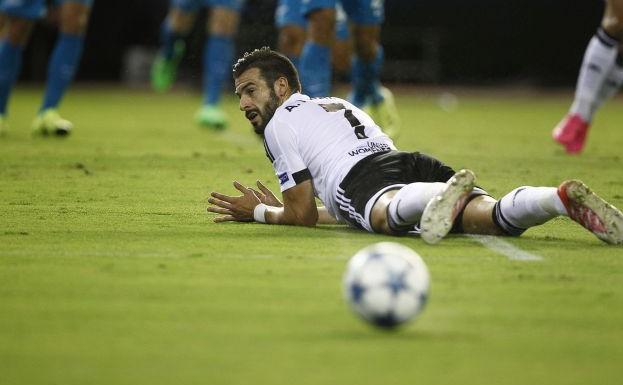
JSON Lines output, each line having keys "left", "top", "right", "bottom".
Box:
{"left": 299, "top": 7, "right": 335, "bottom": 97}
{"left": 33, "top": 1, "right": 92, "bottom": 136}
{"left": 278, "top": 24, "right": 305, "bottom": 69}
{"left": 351, "top": 23, "right": 400, "bottom": 139}
{"left": 350, "top": 24, "right": 381, "bottom": 107}
{"left": 151, "top": 7, "right": 196, "bottom": 92}
{"left": 593, "top": 51, "right": 623, "bottom": 111}
{"left": 553, "top": 0, "right": 623, "bottom": 153}
{"left": 275, "top": 0, "right": 306, "bottom": 69}
{"left": 195, "top": 5, "right": 240, "bottom": 130}
{"left": 0, "top": 16, "right": 33, "bottom": 135}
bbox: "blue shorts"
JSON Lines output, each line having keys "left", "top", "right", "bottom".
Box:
{"left": 301, "top": 0, "right": 383, "bottom": 25}
{"left": 0, "top": 0, "right": 92, "bottom": 19}
{"left": 275, "top": 0, "right": 305, "bottom": 28}
{"left": 171, "top": 0, "right": 244, "bottom": 12}
{"left": 276, "top": 0, "right": 349, "bottom": 40}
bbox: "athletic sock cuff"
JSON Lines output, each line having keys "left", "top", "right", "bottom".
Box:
{"left": 492, "top": 201, "right": 527, "bottom": 237}
{"left": 596, "top": 27, "right": 620, "bottom": 47}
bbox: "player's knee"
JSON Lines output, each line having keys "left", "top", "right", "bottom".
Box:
{"left": 307, "top": 8, "right": 336, "bottom": 44}
{"left": 5, "top": 17, "right": 34, "bottom": 45}
{"left": 278, "top": 26, "right": 305, "bottom": 56}
{"left": 167, "top": 8, "right": 195, "bottom": 33}
{"left": 59, "top": 3, "right": 90, "bottom": 35}
{"left": 353, "top": 27, "right": 380, "bottom": 60}
{"left": 603, "top": 0, "right": 623, "bottom": 39}
{"left": 208, "top": 7, "right": 240, "bottom": 36}
{"left": 370, "top": 190, "right": 401, "bottom": 235}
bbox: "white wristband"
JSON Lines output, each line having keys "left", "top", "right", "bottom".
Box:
{"left": 253, "top": 203, "right": 268, "bottom": 223}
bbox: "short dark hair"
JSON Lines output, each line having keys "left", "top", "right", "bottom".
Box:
{"left": 232, "top": 47, "right": 301, "bottom": 93}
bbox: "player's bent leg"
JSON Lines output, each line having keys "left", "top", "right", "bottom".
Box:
{"left": 558, "top": 180, "right": 623, "bottom": 244}
{"left": 151, "top": 8, "right": 195, "bottom": 92}
{"left": 420, "top": 169, "right": 477, "bottom": 244}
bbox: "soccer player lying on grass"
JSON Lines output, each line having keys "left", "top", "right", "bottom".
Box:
{"left": 207, "top": 47, "right": 623, "bottom": 245}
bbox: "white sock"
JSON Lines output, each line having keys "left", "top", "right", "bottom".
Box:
{"left": 388, "top": 182, "right": 446, "bottom": 226}
{"left": 570, "top": 29, "right": 619, "bottom": 122}
{"left": 592, "top": 57, "right": 623, "bottom": 115}
{"left": 495, "top": 187, "right": 567, "bottom": 234}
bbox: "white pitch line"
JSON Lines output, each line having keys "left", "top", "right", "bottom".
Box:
{"left": 467, "top": 235, "right": 543, "bottom": 261}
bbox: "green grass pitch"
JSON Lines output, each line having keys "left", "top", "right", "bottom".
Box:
{"left": 1, "top": 86, "right": 622, "bottom": 385}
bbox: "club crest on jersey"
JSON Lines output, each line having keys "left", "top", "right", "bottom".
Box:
{"left": 278, "top": 172, "right": 290, "bottom": 185}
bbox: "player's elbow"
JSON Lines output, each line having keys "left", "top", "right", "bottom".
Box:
{"left": 297, "top": 210, "right": 318, "bottom": 227}
{"left": 286, "top": 208, "right": 318, "bottom": 227}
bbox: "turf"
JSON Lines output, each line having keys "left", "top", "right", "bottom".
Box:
{"left": 1, "top": 86, "right": 622, "bottom": 385}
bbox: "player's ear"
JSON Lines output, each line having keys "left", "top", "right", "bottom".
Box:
{"left": 274, "top": 77, "right": 290, "bottom": 98}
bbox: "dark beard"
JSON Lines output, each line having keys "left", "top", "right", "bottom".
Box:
{"left": 253, "top": 91, "right": 280, "bottom": 136}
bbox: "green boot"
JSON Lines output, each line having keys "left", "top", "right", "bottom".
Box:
{"left": 32, "top": 109, "right": 72, "bottom": 136}
{"left": 151, "top": 40, "right": 185, "bottom": 92}
{"left": 195, "top": 105, "right": 228, "bottom": 130}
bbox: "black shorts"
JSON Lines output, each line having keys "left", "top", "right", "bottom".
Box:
{"left": 336, "top": 151, "right": 458, "bottom": 231}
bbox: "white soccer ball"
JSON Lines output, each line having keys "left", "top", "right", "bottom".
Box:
{"left": 343, "top": 242, "right": 430, "bottom": 328}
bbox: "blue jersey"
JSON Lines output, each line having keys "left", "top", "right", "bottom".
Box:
{"left": 171, "top": 0, "right": 244, "bottom": 12}
{"left": 0, "top": 0, "right": 93, "bottom": 19}
{"left": 276, "top": 0, "right": 349, "bottom": 40}
{"left": 301, "top": 0, "right": 384, "bottom": 25}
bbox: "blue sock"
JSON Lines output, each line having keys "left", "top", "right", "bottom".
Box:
{"left": 0, "top": 41, "right": 24, "bottom": 115}
{"left": 351, "top": 45, "right": 384, "bottom": 107}
{"left": 299, "top": 42, "right": 331, "bottom": 97}
{"left": 40, "top": 33, "right": 85, "bottom": 112}
{"left": 160, "top": 20, "right": 185, "bottom": 60}
{"left": 203, "top": 35, "right": 234, "bottom": 106}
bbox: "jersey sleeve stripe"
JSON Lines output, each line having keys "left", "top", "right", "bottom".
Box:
{"left": 263, "top": 138, "right": 276, "bottom": 162}
{"left": 292, "top": 168, "right": 312, "bottom": 184}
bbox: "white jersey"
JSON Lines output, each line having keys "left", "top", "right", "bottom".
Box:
{"left": 263, "top": 93, "right": 397, "bottom": 220}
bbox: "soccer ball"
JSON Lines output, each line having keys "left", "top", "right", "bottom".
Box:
{"left": 343, "top": 242, "right": 430, "bottom": 328}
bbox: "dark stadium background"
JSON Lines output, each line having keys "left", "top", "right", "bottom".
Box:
{"left": 19, "top": 0, "right": 603, "bottom": 86}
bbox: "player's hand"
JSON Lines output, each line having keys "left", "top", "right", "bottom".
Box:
{"left": 207, "top": 181, "right": 261, "bottom": 222}
{"left": 249, "top": 180, "right": 283, "bottom": 207}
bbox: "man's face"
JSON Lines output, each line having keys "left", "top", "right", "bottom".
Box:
{"left": 234, "top": 68, "right": 281, "bottom": 136}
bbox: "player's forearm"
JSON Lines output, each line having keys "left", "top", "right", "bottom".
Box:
{"left": 257, "top": 204, "right": 318, "bottom": 226}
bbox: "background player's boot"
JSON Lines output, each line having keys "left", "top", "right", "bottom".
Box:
{"left": 420, "top": 169, "right": 476, "bottom": 244}
{"left": 552, "top": 113, "right": 589, "bottom": 154}
{"left": 195, "top": 105, "right": 227, "bottom": 130}
{"left": 364, "top": 86, "right": 401, "bottom": 140}
{"left": 558, "top": 180, "right": 623, "bottom": 245}
{"left": 32, "top": 109, "right": 72, "bottom": 136}
{"left": 151, "top": 41, "right": 185, "bottom": 92}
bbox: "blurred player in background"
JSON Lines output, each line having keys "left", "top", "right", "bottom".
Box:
{"left": 0, "top": 0, "right": 93, "bottom": 136}
{"left": 298, "top": 0, "right": 400, "bottom": 138}
{"left": 553, "top": 0, "right": 623, "bottom": 154}
{"left": 151, "top": 0, "right": 245, "bottom": 130}
{"left": 275, "top": 0, "right": 351, "bottom": 77}
{"left": 207, "top": 48, "right": 623, "bottom": 246}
